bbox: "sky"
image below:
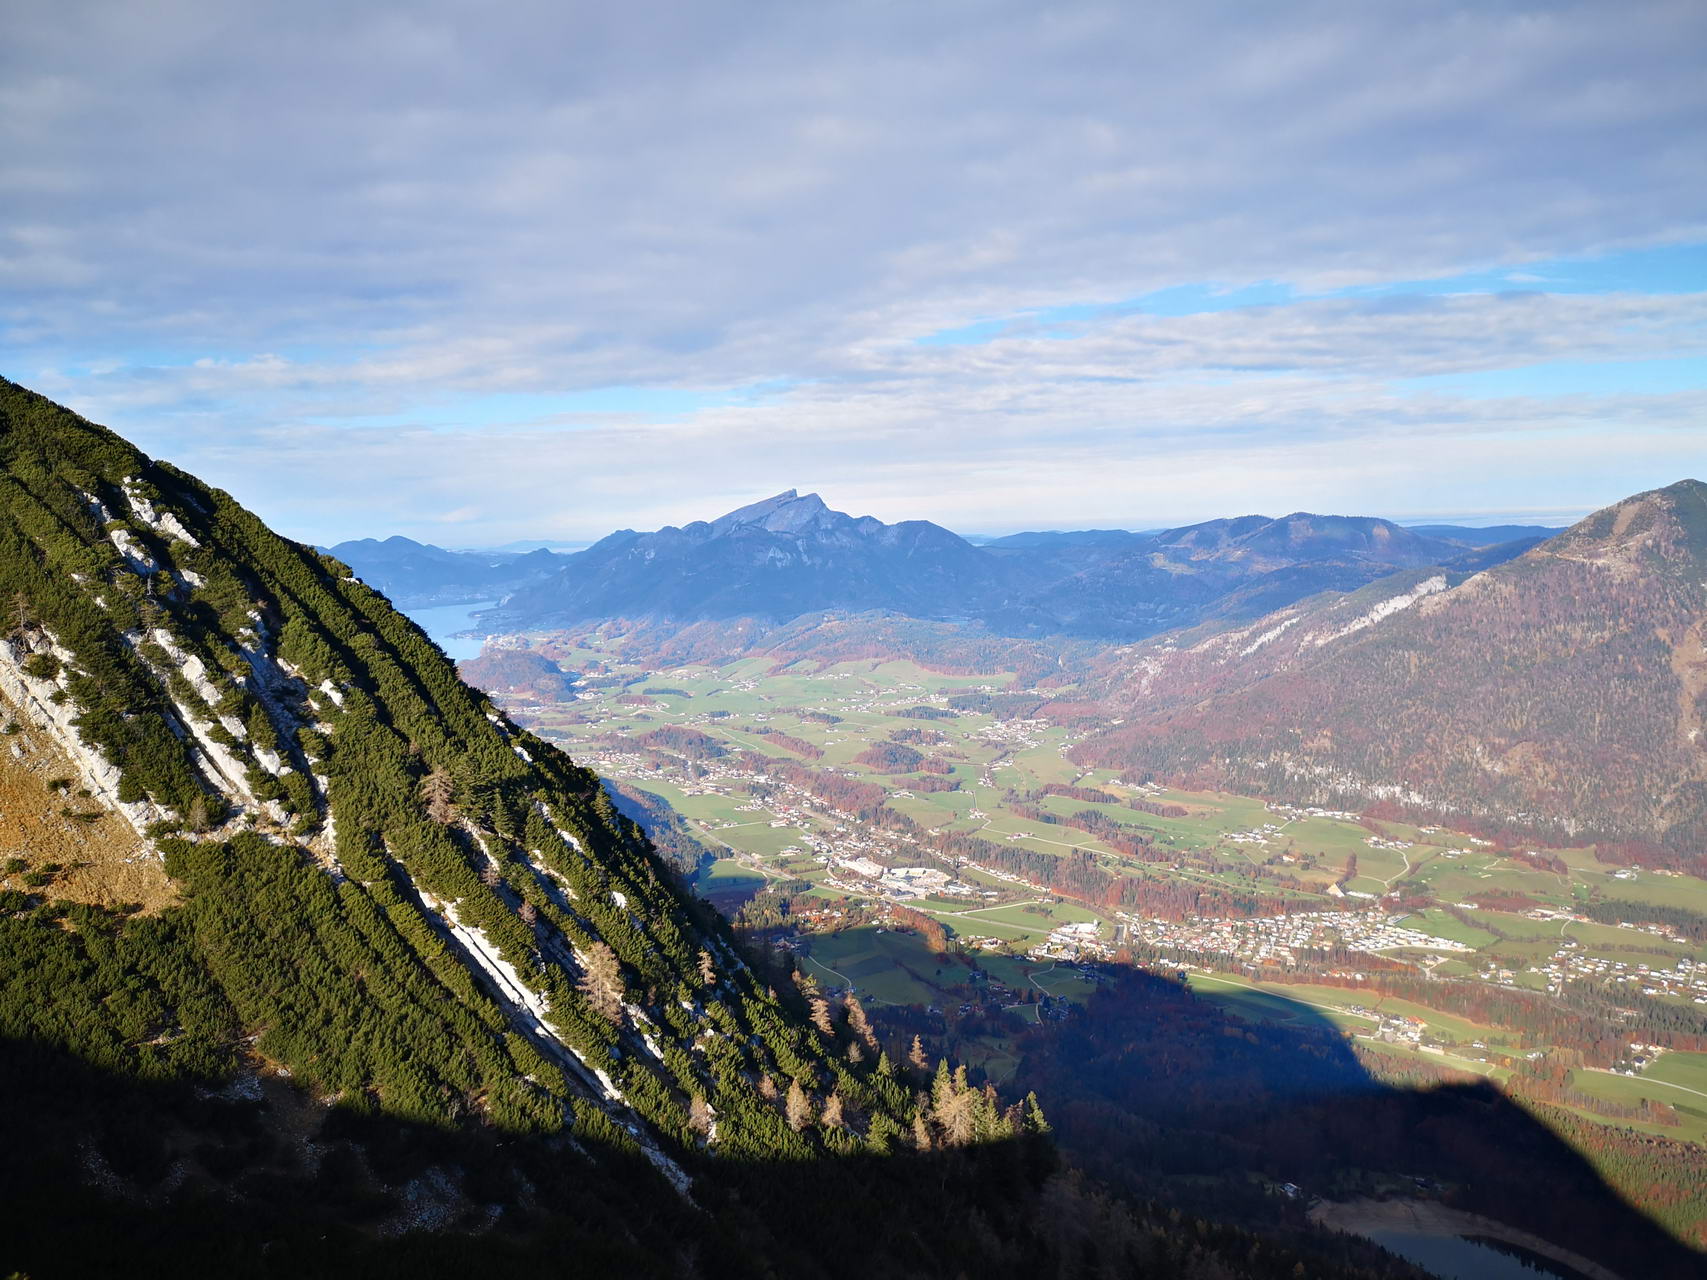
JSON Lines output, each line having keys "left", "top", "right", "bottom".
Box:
{"left": 4, "top": 0, "right": 1706, "bottom": 545}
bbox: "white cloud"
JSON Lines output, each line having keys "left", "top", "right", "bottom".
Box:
{"left": 3, "top": 1, "right": 1706, "bottom": 539}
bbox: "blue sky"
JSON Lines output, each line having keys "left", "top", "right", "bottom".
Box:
{"left": 4, "top": 1, "right": 1705, "bottom": 543}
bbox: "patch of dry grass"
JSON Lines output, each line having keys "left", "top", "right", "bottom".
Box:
{"left": 0, "top": 696, "right": 174, "bottom": 913}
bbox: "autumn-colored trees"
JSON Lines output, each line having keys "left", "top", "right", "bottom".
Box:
{"left": 578, "top": 941, "right": 626, "bottom": 1025}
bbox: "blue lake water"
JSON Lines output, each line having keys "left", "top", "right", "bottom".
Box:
{"left": 401, "top": 600, "right": 499, "bottom": 660}
{"left": 1365, "top": 1230, "right": 1577, "bottom": 1280}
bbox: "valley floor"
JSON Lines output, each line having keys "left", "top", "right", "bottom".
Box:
{"left": 451, "top": 627, "right": 1707, "bottom": 1254}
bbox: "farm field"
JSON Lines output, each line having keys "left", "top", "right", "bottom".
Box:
{"left": 1644, "top": 1050, "right": 1707, "bottom": 1097}
{"left": 1567, "top": 1068, "right": 1707, "bottom": 1145}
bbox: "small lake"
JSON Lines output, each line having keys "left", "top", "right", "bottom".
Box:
{"left": 1365, "top": 1230, "right": 1582, "bottom": 1280}
{"left": 401, "top": 600, "right": 499, "bottom": 660}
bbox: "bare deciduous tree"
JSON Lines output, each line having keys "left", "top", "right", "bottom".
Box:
{"left": 785, "top": 1079, "right": 812, "bottom": 1132}
{"left": 820, "top": 1092, "right": 844, "bottom": 1130}
{"left": 845, "top": 992, "right": 877, "bottom": 1048}
{"left": 688, "top": 1095, "right": 714, "bottom": 1137}
{"left": 809, "top": 996, "right": 835, "bottom": 1037}
{"left": 420, "top": 767, "right": 456, "bottom": 825}
{"left": 908, "top": 1034, "right": 929, "bottom": 1072}
{"left": 578, "top": 941, "right": 625, "bottom": 1025}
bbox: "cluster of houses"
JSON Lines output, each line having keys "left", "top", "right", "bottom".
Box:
{"left": 1028, "top": 919, "right": 1108, "bottom": 961}
{"left": 1115, "top": 908, "right": 1472, "bottom": 967}
{"left": 1531, "top": 948, "right": 1707, "bottom": 1004}
{"left": 1266, "top": 803, "right": 1361, "bottom": 822}
{"left": 1225, "top": 823, "right": 1289, "bottom": 846}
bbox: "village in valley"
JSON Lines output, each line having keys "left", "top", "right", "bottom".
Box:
{"left": 476, "top": 634, "right": 1707, "bottom": 1145}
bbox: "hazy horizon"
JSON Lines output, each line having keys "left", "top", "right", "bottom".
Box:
{"left": 331, "top": 488, "right": 1594, "bottom": 552}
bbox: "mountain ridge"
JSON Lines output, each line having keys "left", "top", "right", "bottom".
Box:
{"left": 488, "top": 493, "right": 1542, "bottom": 641}
{"left": 1070, "top": 479, "right": 1707, "bottom": 857}
{"left": 326, "top": 533, "right": 566, "bottom": 607}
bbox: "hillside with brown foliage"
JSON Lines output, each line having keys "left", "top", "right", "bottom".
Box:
{"left": 1074, "top": 480, "right": 1707, "bottom": 861}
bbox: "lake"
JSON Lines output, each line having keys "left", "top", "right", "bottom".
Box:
{"left": 1311, "top": 1199, "right": 1606, "bottom": 1280}
{"left": 1364, "top": 1230, "right": 1582, "bottom": 1280}
{"left": 401, "top": 599, "right": 499, "bottom": 660}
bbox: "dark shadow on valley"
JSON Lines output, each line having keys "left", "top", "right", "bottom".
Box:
{"left": 0, "top": 1028, "right": 1429, "bottom": 1280}
{"left": 1008, "top": 964, "right": 1706, "bottom": 1279}
{"left": 3, "top": 969, "right": 1703, "bottom": 1280}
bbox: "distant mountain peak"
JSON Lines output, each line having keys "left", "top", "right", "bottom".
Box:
{"left": 490, "top": 488, "right": 995, "bottom": 626}
{"left": 710, "top": 488, "right": 832, "bottom": 535}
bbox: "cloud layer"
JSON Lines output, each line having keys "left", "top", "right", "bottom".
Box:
{"left": 5, "top": 1, "right": 1706, "bottom": 540}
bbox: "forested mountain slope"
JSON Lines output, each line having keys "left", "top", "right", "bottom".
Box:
{"left": 0, "top": 378, "right": 1407, "bottom": 1279}
{"left": 1073, "top": 481, "right": 1707, "bottom": 859}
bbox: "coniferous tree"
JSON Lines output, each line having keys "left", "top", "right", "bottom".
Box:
{"left": 1023, "top": 1091, "right": 1051, "bottom": 1135}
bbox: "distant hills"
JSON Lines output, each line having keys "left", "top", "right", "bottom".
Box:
{"left": 1403, "top": 522, "right": 1569, "bottom": 546}
{"left": 986, "top": 512, "right": 1511, "bottom": 639}
{"left": 481, "top": 493, "right": 1549, "bottom": 641}
{"left": 463, "top": 481, "right": 1706, "bottom": 857}
{"left": 973, "top": 529, "right": 1160, "bottom": 549}
{"left": 970, "top": 521, "right": 1562, "bottom": 550}
{"left": 324, "top": 534, "right": 566, "bottom": 606}
{"left": 1072, "top": 480, "right": 1707, "bottom": 858}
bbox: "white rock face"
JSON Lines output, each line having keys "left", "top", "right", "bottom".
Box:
{"left": 1312, "top": 575, "right": 1447, "bottom": 646}
{"left": 1239, "top": 615, "right": 1299, "bottom": 656}
{"left": 78, "top": 490, "right": 114, "bottom": 523}
{"left": 123, "top": 477, "right": 201, "bottom": 547}
{"left": 108, "top": 528, "right": 157, "bottom": 574}
{"left": 145, "top": 628, "right": 263, "bottom": 808}
{"left": 0, "top": 633, "right": 161, "bottom": 836}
